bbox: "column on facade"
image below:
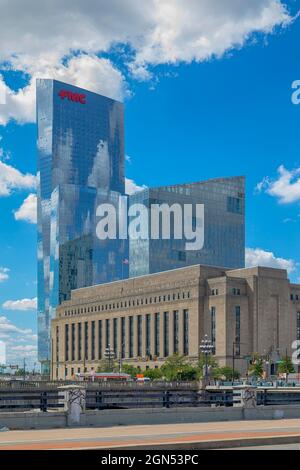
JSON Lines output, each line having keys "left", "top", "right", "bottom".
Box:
{"left": 169, "top": 310, "right": 175, "bottom": 356}
{"left": 117, "top": 317, "right": 122, "bottom": 364}
{"left": 159, "top": 311, "right": 164, "bottom": 359}
{"left": 82, "top": 321, "right": 87, "bottom": 370}
{"left": 101, "top": 318, "right": 106, "bottom": 362}
{"left": 69, "top": 322, "right": 73, "bottom": 364}
{"left": 142, "top": 314, "right": 147, "bottom": 358}
{"left": 133, "top": 315, "right": 138, "bottom": 358}
{"left": 88, "top": 321, "right": 92, "bottom": 364}
{"left": 74, "top": 322, "right": 78, "bottom": 364}
{"left": 150, "top": 313, "right": 155, "bottom": 359}
{"left": 110, "top": 317, "right": 114, "bottom": 355}
{"left": 95, "top": 319, "right": 99, "bottom": 362}
{"left": 125, "top": 315, "right": 130, "bottom": 359}
{"left": 178, "top": 310, "right": 184, "bottom": 355}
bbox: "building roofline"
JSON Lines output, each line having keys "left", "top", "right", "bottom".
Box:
{"left": 36, "top": 78, "right": 123, "bottom": 105}
{"left": 72, "top": 263, "right": 227, "bottom": 294}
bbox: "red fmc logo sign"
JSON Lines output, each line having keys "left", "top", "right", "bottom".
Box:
{"left": 59, "top": 89, "right": 86, "bottom": 104}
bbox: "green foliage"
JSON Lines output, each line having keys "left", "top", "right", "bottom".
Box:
{"left": 248, "top": 354, "right": 264, "bottom": 378}
{"left": 215, "top": 366, "right": 240, "bottom": 381}
{"left": 14, "top": 368, "right": 25, "bottom": 376}
{"left": 161, "top": 354, "right": 198, "bottom": 381}
{"left": 197, "top": 353, "right": 219, "bottom": 378}
{"left": 277, "top": 356, "right": 295, "bottom": 374}
{"left": 121, "top": 364, "right": 141, "bottom": 378}
{"left": 143, "top": 368, "right": 163, "bottom": 380}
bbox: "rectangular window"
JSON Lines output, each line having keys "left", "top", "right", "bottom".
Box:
{"left": 78, "top": 323, "right": 82, "bottom": 361}
{"left": 98, "top": 320, "right": 102, "bottom": 359}
{"left": 173, "top": 311, "right": 179, "bottom": 354}
{"left": 129, "top": 316, "right": 134, "bottom": 358}
{"left": 183, "top": 309, "right": 189, "bottom": 355}
{"left": 137, "top": 315, "right": 142, "bottom": 357}
{"left": 146, "top": 314, "right": 151, "bottom": 357}
{"left": 211, "top": 307, "right": 216, "bottom": 354}
{"left": 113, "top": 318, "right": 118, "bottom": 357}
{"left": 105, "top": 319, "right": 110, "bottom": 349}
{"left": 71, "top": 323, "right": 75, "bottom": 361}
{"left": 235, "top": 306, "right": 241, "bottom": 356}
{"left": 121, "top": 317, "right": 126, "bottom": 358}
{"left": 65, "top": 324, "right": 69, "bottom": 361}
{"left": 155, "top": 313, "right": 160, "bottom": 357}
{"left": 84, "top": 322, "right": 88, "bottom": 360}
{"left": 91, "top": 321, "right": 95, "bottom": 360}
{"left": 164, "top": 312, "right": 169, "bottom": 357}
{"left": 227, "top": 196, "right": 242, "bottom": 214}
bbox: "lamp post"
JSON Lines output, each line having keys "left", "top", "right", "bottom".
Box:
{"left": 199, "top": 335, "right": 214, "bottom": 386}
{"left": 104, "top": 344, "right": 115, "bottom": 372}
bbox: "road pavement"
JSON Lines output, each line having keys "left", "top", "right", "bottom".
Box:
{"left": 1, "top": 419, "right": 300, "bottom": 450}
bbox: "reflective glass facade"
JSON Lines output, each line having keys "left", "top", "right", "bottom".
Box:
{"left": 129, "top": 177, "right": 245, "bottom": 277}
{"left": 37, "top": 79, "right": 127, "bottom": 372}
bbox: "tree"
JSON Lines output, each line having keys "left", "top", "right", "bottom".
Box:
{"left": 122, "top": 364, "right": 141, "bottom": 378}
{"left": 277, "top": 356, "right": 295, "bottom": 375}
{"left": 161, "top": 354, "right": 197, "bottom": 381}
{"left": 248, "top": 354, "right": 264, "bottom": 378}
{"left": 143, "top": 368, "right": 163, "bottom": 380}
{"left": 216, "top": 367, "right": 240, "bottom": 381}
{"left": 14, "top": 368, "right": 25, "bottom": 377}
{"left": 197, "top": 353, "right": 219, "bottom": 379}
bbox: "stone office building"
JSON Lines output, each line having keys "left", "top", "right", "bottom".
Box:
{"left": 51, "top": 264, "right": 300, "bottom": 379}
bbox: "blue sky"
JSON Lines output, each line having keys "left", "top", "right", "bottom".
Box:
{"left": 0, "top": 0, "right": 299, "bottom": 368}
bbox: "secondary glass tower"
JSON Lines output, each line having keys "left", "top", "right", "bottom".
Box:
{"left": 37, "top": 79, "right": 127, "bottom": 374}
{"left": 129, "top": 177, "right": 245, "bottom": 278}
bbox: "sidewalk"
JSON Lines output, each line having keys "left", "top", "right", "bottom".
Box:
{"left": 1, "top": 419, "right": 300, "bottom": 449}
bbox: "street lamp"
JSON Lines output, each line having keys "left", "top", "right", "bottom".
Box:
{"left": 104, "top": 344, "right": 115, "bottom": 372}
{"left": 199, "top": 335, "right": 214, "bottom": 385}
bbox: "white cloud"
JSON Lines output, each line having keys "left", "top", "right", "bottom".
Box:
{"left": 246, "top": 247, "right": 296, "bottom": 273}
{"left": 14, "top": 193, "right": 37, "bottom": 224}
{"left": 3, "top": 297, "right": 37, "bottom": 311}
{"left": 0, "top": 160, "right": 36, "bottom": 196}
{"left": 125, "top": 177, "right": 147, "bottom": 195}
{"left": 0, "top": 0, "right": 292, "bottom": 124}
{"left": 0, "top": 55, "right": 128, "bottom": 125}
{"left": 256, "top": 165, "right": 300, "bottom": 204}
{"left": 0, "top": 267, "right": 9, "bottom": 282}
{"left": 0, "top": 316, "right": 37, "bottom": 366}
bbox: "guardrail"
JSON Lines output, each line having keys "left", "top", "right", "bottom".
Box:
{"left": 0, "top": 390, "right": 64, "bottom": 412}
{"left": 257, "top": 389, "right": 300, "bottom": 406}
{"left": 0, "top": 380, "right": 197, "bottom": 390}
{"left": 2, "top": 383, "right": 300, "bottom": 412}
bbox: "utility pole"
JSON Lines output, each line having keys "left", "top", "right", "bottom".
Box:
{"left": 23, "top": 358, "right": 26, "bottom": 381}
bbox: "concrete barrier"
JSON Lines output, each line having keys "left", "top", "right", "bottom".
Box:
{"left": 2, "top": 405, "right": 300, "bottom": 430}
{"left": 0, "top": 411, "right": 66, "bottom": 430}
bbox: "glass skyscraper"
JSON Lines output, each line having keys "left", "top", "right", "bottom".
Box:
{"left": 37, "top": 79, "right": 127, "bottom": 373}
{"left": 129, "top": 177, "right": 245, "bottom": 278}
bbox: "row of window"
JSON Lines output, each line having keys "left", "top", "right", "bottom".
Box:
{"left": 211, "top": 287, "right": 241, "bottom": 296}
{"left": 291, "top": 294, "right": 300, "bottom": 301}
{"left": 60, "top": 310, "right": 190, "bottom": 363}
{"left": 62, "top": 291, "right": 191, "bottom": 317}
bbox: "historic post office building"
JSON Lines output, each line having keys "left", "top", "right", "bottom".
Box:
{"left": 51, "top": 264, "right": 300, "bottom": 379}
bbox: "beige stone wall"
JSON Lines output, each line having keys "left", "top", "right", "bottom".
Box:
{"left": 51, "top": 264, "right": 300, "bottom": 379}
